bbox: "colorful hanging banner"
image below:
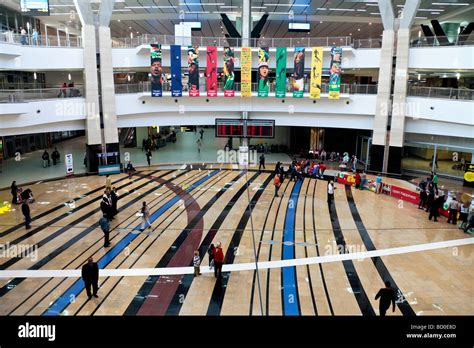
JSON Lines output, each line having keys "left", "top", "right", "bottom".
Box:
{"left": 310, "top": 47, "right": 323, "bottom": 99}
{"left": 170, "top": 45, "right": 182, "bottom": 97}
{"left": 223, "top": 47, "right": 235, "bottom": 97}
{"left": 257, "top": 47, "right": 270, "bottom": 97}
{"left": 275, "top": 47, "right": 287, "bottom": 98}
{"left": 206, "top": 46, "right": 217, "bottom": 97}
{"left": 188, "top": 45, "right": 200, "bottom": 97}
{"left": 329, "top": 46, "right": 343, "bottom": 100}
{"left": 150, "top": 44, "right": 163, "bottom": 97}
{"left": 292, "top": 47, "right": 305, "bottom": 98}
{"left": 241, "top": 47, "right": 252, "bottom": 97}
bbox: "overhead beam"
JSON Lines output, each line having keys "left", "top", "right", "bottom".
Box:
{"left": 251, "top": 14, "right": 268, "bottom": 38}
{"left": 221, "top": 14, "right": 241, "bottom": 38}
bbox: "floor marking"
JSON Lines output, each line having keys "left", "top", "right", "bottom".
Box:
{"left": 1, "top": 238, "right": 471, "bottom": 279}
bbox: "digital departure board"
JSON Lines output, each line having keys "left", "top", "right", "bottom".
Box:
{"left": 246, "top": 120, "right": 275, "bottom": 138}
{"left": 20, "top": 0, "right": 50, "bottom": 16}
{"left": 215, "top": 119, "right": 245, "bottom": 137}
{"left": 215, "top": 119, "right": 275, "bottom": 138}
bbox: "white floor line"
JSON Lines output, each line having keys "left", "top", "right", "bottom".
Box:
{"left": 0, "top": 237, "right": 472, "bottom": 279}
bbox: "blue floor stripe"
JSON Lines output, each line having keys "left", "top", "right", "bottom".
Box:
{"left": 43, "top": 170, "right": 219, "bottom": 316}
{"left": 282, "top": 178, "right": 303, "bottom": 316}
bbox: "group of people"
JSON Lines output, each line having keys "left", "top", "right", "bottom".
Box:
{"left": 17, "top": 27, "right": 39, "bottom": 45}
{"left": 58, "top": 82, "right": 80, "bottom": 98}
{"left": 193, "top": 242, "right": 225, "bottom": 278}
{"left": 41, "top": 148, "right": 61, "bottom": 168}
{"left": 417, "top": 173, "right": 445, "bottom": 222}
{"left": 11, "top": 181, "right": 35, "bottom": 229}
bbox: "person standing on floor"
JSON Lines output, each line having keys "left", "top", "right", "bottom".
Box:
{"left": 199, "top": 128, "right": 204, "bottom": 140}
{"left": 11, "top": 181, "right": 18, "bottom": 204}
{"left": 259, "top": 153, "right": 265, "bottom": 172}
{"left": 418, "top": 179, "right": 427, "bottom": 209}
{"left": 429, "top": 195, "right": 445, "bottom": 222}
{"left": 432, "top": 172, "right": 439, "bottom": 195}
{"left": 140, "top": 201, "right": 152, "bottom": 231}
{"left": 273, "top": 173, "right": 281, "bottom": 197}
{"left": 193, "top": 251, "right": 202, "bottom": 276}
{"left": 459, "top": 203, "right": 469, "bottom": 230}
{"left": 42, "top": 150, "right": 50, "bottom": 168}
{"left": 375, "top": 281, "right": 396, "bottom": 316}
{"left": 51, "top": 148, "right": 60, "bottom": 165}
{"left": 146, "top": 149, "right": 152, "bottom": 166}
{"left": 82, "top": 257, "right": 99, "bottom": 300}
{"left": 425, "top": 181, "right": 435, "bottom": 213}
{"left": 196, "top": 138, "right": 202, "bottom": 153}
{"left": 99, "top": 214, "right": 110, "bottom": 247}
{"left": 110, "top": 187, "right": 118, "bottom": 218}
{"left": 105, "top": 175, "right": 112, "bottom": 190}
{"left": 213, "top": 242, "right": 224, "bottom": 278}
{"left": 208, "top": 243, "right": 215, "bottom": 270}
{"left": 21, "top": 201, "right": 31, "bottom": 230}
{"left": 447, "top": 197, "right": 459, "bottom": 225}
{"left": 101, "top": 189, "right": 113, "bottom": 221}
{"left": 327, "top": 180, "right": 336, "bottom": 213}
{"left": 375, "top": 174, "right": 382, "bottom": 194}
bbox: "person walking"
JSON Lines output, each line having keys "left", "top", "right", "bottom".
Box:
{"left": 42, "top": 150, "right": 50, "bottom": 168}
{"left": 327, "top": 180, "right": 336, "bottom": 213}
{"left": 375, "top": 174, "right": 382, "bottom": 194}
{"left": 208, "top": 243, "right": 215, "bottom": 270}
{"left": 432, "top": 172, "right": 439, "bottom": 195}
{"left": 196, "top": 138, "right": 202, "bottom": 154}
{"left": 140, "top": 201, "right": 152, "bottom": 231}
{"left": 32, "top": 29, "right": 38, "bottom": 45}
{"left": 259, "top": 153, "right": 265, "bottom": 172}
{"left": 146, "top": 148, "right": 152, "bottom": 166}
{"left": 193, "top": 251, "right": 202, "bottom": 276}
{"left": 213, "top": 242, "right": 224, "bottom": 278}
{"left": 447, "top": 197, "right": 459, "bottom": 225}
{"left": 21, "top": 201, "right": 31, "bottom": 230}
{"left": 82, "top": 257, "right": 99, "bottom": 299}
{"left": 273, "top": 173, "right": 281, "bottom": 197}
{"left": 51, "top": 148, "right": 60, "bottom": 165}
{"left": 20, "top": 27, "right": 27, "bottom": 45}
{"left": 199, "top": 128, "right": 204, "bottom": 140}
{"left": 99, "top": 214, "right": 110, "bottom": 247}
{"left": 110, "top": 187, "right": 118, "bottom": 218}
{"left": 375, "top": 281, "right": 396, "bottom": 316}
{"left": 11, "top": 181, "right": 18, "bottom": 204}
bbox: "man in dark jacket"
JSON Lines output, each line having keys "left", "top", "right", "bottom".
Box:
{"left": 375, "top": 281, "right": 396, "bottom": 316}
{"left": 82, "top": 257, "right": 99, "bottom": 299}
{"left": 21, "top": 201, "right": 31, "bottom": 229}
{"left": 110, "top": 187, "right": 118, "bottom": 218}
{"left": 259, "top": 153, "right": 265, "bottom": 172}
{"left": 51, "top": 148, "right": 60, "bottom": 165}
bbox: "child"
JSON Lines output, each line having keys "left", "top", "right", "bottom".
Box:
{"left": 193, "top": 251, "right": 201, "bottom": 276}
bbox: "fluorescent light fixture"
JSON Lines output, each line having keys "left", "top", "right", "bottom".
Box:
{"left": 220, "top": 6, "right": 238, "bottom": 8}
{"left": 252, "top": 6, "right": 267, "bottom": 9}
{"left": 417, "top": 9, "right": 445, "bottom": 12}
{"left": 328, "top": 8, "right": 356, "bottom": 12}
{"left": 370, "top": 13, "right": 380, "bottom": 15}
{"left": 432, "top": 2, "right": 469, "bottom": 5}
{"left": 264, "top": 4, "right": 309, "bottom": 7}
{"left": 431, "top": 12, "right": 441, "bottom": 14}
{"left": 289, "top": 23, "right": 311, "bottom": 31}
{"left": 417, "top": 74, "right": 421, "bottom": 80}
{"left": 357, "top": 9, "right": 367, "bottom": 12}
{"left": 456, "top": 72, "right": 460, "bottom": 80}
{"left": 68, "top": 73, "right": 71, "bottom": 81}
{"left": 179, "top": 2, "right": 225, "bottom": 5}
{"left": 34, "top": 72, "right": 37, "bottom": 80}
{"left": 414, "top": 17, "right": 427, "bottom": 19}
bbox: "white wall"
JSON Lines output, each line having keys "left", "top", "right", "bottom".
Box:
{"left": 406, "top": 97, "right": 474, "bottom": 126}
{"left": 0, "top": 44, "right": 84, "bottom": 71}
{"left": 409, "top": 46, "right": 474, "bottom": 70}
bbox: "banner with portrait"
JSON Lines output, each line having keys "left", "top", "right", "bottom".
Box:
{"left": 241, "top": 47, "right": 252, "bottom": 97}
{"left": 275, "top": 47, "right": 287, "bottom": 98}
{"left": 206, "top": 46, "right": 217, "bottom": 97}
{"left": 187, "top": 45, "right": 200, "bottom": 97}
{"left": 223, "top": 47, "right": 235, "bottom": 97}
{"left": 170, "top": 45, "right": 182, "bottom": 97}
{"left": 292, "top": 47, "right": 305, "bottom": 98}
{"left": 329, "top": 46, "right": 342, "bottom": 100}
{"left": 257, "top": 47, "right": 269, "bottom": 97}
{"left": 310, "top": 47, "right": 323, "bottom": 99}
{"left": 150, "top": 44, "right": 163, "bottom": 97}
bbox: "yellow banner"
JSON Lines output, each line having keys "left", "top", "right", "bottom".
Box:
{"left": 240, "top": 47, "right": 252, "bottom": 97}
{"left": 310, "top": 47, "right": 323, "bottom": 99}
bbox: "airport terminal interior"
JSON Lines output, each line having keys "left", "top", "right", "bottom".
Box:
{"left": 0, "top": 0, "right": 473, "bottom": 319}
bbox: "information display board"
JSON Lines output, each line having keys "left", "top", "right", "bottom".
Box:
{"left": 20, "top": 0, "right": 50, "bottom": 16}
{"left": 215, "top": 119, "right": 245, "bottom": 138}
{"left": 215, "top": 119, "right": 274, "bottom": 138}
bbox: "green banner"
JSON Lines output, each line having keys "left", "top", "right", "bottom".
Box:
{"left": 257, "top": 47, "right": 270, "bottom": 97}
{"left": 275, "top": 47, "right": 287, "bottom": 98}
{"left": 329, "top": 46, "right": 343, "bottom": 99}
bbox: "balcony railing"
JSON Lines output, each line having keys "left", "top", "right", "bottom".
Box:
{"left": 410, "top": 34, "right": 474, "bottom": 47}
{"left": 0, "top": 32, "right": 82, "bottom": 47}
{"left": 115, "top": 81, "right": 378, "bottom": 95}
{"left": 0, "top": 86, "right": 84, "bottom": 103}
{"left": 407, "top": 86, "right": 474, "bottom": 100}
{"left": 111, "top": 34, "right": 353, "bottom": 48}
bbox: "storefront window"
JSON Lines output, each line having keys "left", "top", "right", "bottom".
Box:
{"left": 435, "top": 146, "right": 472, "bottom": 178}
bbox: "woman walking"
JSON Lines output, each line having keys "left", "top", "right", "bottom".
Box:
{"left": 140, "top": 201, "right": 152, "bottom": 231}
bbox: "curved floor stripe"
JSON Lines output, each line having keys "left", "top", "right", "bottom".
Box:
{"left": 42, "top": 170, "right": 220, "bottom": 316}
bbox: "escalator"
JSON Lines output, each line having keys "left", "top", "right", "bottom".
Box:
{"left": 118, "top": 127, "right": 136, "bottom": 148}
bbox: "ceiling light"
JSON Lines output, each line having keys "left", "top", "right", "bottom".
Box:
{"left": 220, "top": 6, "right": 238, "bottom": 9}
{"left": 417, "top": 9, "right": 445, "bottom": 12}
{"left": 414, "top": 17, "right": 427, "bottom": 19}
{"left": 117, "top": 19, "right": 121, "bottom": 22}
{"left": 431, "top": 2, "right": 469, "bottom": 5}
{"left": 431, "top": 12, "right": 441, "bottom": 14}
{"left": 417, "top": 74, "right": 421, "bottom": 80}
{"left": 370, "top": 13, "right": 380, "bottom": 15}
{"left": 349, "top": 33, "right": 352, "bottom": 36}
{"left": 328, "top": 8, "right": 356, "bottom": 12}
{"left": 356, "top": 9, "right": 367, "bottom": 12}
{"left": 264, "top": 4, "right": 309, "bottom": 7}
{"left": 456, "top": 73, "right": 460, "bottom": 80}
{"left": 369, "top": 22, "right": 372, "bottom": 25}
{"left": 357, "top": 28, "right": 360, "bottom": 31}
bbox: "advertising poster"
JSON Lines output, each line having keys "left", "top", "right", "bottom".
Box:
{"left": 65, "top": 154, "right": 74, "bottom": 175}
{"left": 275, "top": 47, "right": 287, "bottom": 98}
{"left": 223, "top": 47, "right": 235, "bottom": 97}
{"left": 310, "top": 47, "right": 323, "bottom": 99}
{"left": 241, "top": 47, "right": 252, "bottom": 97}
{"left": 329, "top": 46, "right": 343, "bottom": 100}
{"left": 170, "top": 45, "right": 182, "bottom": 97}
{"left": 206, "top": 46, "right": 217, "bottom": 97}
{"left": 150, "top": 44, "right": 163, "bottom": 97}
{"left": 257, "top": 47, "right": 270, "bottom": 97}
{"left": 187, "top": 45, "right": 200, "bottom": 97}
{"left": 292, "top": 47, "right": 305, "bottom": 98}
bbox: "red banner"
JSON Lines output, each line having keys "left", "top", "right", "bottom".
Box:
{"left": 389, "top": 185, "right": 420, "bottom": 205}
{"left": 206, "top": 46, "right": 217, "bottom": 97}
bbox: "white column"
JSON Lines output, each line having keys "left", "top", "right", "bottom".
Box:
{"left": 241, "top": 0, "right": 251, "bottom": 46}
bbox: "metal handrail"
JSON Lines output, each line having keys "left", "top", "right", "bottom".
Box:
{"left": 409, "top": 34, "right": 474, "bottom": 47}
{"left": 0, "top": 32, "right": 82, "bottom": 47}
{"left": 407, "top": 86, "right": 474, "bottom": 101}
{"left": 0, "top": 86, "right": 85, "bottom": 103}
{"left": 114, "top": 81, "right": 378, "bottom": 95}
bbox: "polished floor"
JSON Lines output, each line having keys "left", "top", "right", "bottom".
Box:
{"left": 0, "top": 168, "right": 472, "bottom": 316}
